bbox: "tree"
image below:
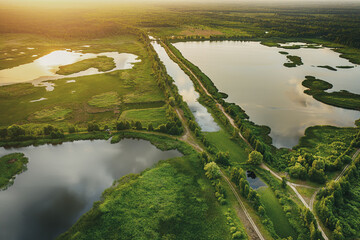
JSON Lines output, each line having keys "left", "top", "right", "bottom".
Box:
{"left": 232, "top": 231, "right": 246, "bottom": 240}
{"left": 231, "top": 129, "right": 239, "bottom": 139}
{"left": 355, "top": 119, "right": 360, "bottom": 127}
{"left": 258, "top": 206, "right": 266, "bottom": 216}
{"left": 43, "top": 125, "right": 55, "bottom": 135}
{"left": 333, "top": 221, "right": 344, "bottom": 240}
{"left": 289, "top": 163, "right": 307, "bottom": 180}
{"left": 0, "top": 128, "right": 7, "bottom": 138}
{"left": 68, "top": 125, "right": 76, "bottom": 133}
{"left": 147, "top": 123, "right": 154, "bottom": 131}
{"left": 281, "top": 176, "right": 287, "bottom": 188}
{"left": 215, "top": 151, "right": 230, "bottom": 166}
{"left": 87, "top": 123, "right": 100, "bottom": 132}
{"left": 231, "top": 167, "right": 241, "bottom": 184}
{"left": 247, "top": 151, "right": 263, "bottom": 165}
{"left": 7, "top": 125, "right": 25, "bottom": 139}
{"left": 169, "top": 96, "right": 175, "bottom": 107}
{"left": 135, "top": 121, "right": 142, "bottom": 130}
{"left": 50, "top": 129, "right": 64, "bottom": 139}
{"left": 204, "top": 162, "right": 221, "bottom": 180}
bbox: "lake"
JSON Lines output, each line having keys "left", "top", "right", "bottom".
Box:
{"left": 151, "top": 41, "right": 219, "bottom": 132}
{"left": 0, "top": 50, "right": 140, "bottom": 89}
{"left": 0, "top": 139, "right": 181, "bottom": 240}
{"left": 174, "top": 41, "right": 360, "bottom": 148}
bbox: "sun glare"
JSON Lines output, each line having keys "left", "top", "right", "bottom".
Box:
{"left": 35, "top": 50, "right": 82, "bottom": 68}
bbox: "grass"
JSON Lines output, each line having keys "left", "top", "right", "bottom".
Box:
{"left": 0, "top": 153, "right": 28, "bottom": 189}
{"left": 257, "top": 186, "right": 297, "bottom": 239}
{"left": 56, "top": 56, "right": 115, "bottom": 75}
{"left": 88, "top": 91, "right": 120, "bottom": 108}
{"left": 204, "top": 128, "right": 250, "bottom": 166}
{"left": 32, "top": 107, "right": 72, "bottom": 121}
{"left": 0, "top": 34, "right": 165, "bottom": 130}
{"left": 57, "top": 134, "right": 234, "bottom": 240}
{"left": 295, "top": 186, "right": 316, "bottom": 206}
{"left": 119, "top": 106, "right": 167, "bottom": 128}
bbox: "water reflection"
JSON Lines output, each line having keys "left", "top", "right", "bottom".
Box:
{"left": 174, "top": 41, "right": 360, "bottom": 148}
{"left": 0, "top": 139, "right": 181, "bottom": 240}
{"left": 246, "top": 171, "right": 266, "bottom": 190}
{"left": 151, "top": 41, "right": 219, "bottom": 132}
{"left": 0, "top": 50, "right": 140, "bottom": 88}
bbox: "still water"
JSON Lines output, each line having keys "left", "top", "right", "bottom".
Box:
{"left": 0, "top": 139, "right": 181, "bottom": 240}
{"left": 246, "top": 171, "right": 266, "bottom": 190}
{"left": 0, "top": 50, "right": 140, "bottom": 87}
{"left": 151, "top": 41, "right": 219, "bottom": 132}
{"left": 174, "top": 41, "right": 360, "bottom": 148}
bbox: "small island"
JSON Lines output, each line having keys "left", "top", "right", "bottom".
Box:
{"left": 302, "top": 76, "right": 360, "bottom": 111}
{"left": 284, "top": 55, "right": 303, "bottom": 68}
{"left": 56, "top": 56, "right": 116, "bottom": 75}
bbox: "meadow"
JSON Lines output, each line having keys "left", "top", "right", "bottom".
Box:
{"left": 0, "top": 34, "right": 167, "bottom": 134}
{"left": 0, "top": 2, "right": 359, "bottom": 239}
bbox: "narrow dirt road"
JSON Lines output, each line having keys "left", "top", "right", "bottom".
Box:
{"left": 221, "top": 170, "right": 265, "bottom": 240}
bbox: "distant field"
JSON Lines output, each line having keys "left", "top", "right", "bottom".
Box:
{"left": 0, "top": 34, "right": 165, "bottom": 132}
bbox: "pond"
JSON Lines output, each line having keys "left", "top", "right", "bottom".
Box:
{"left": 246, "top": 171, "right": 266, "bottom": 190}
{"left": 0, "top": 139, "right": 181, "bottom": 240}
{"left": 151, "top": 41, "right": 219, "bottom": 132}
{"left": 174, "top": 41, "right": 360, "bottom": 148}
{"left": 0, "top": 50, "right": 140, "bottom": 88}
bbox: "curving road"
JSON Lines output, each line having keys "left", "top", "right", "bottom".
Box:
{"left": 161, "top": 40, "right": 335, "bottom": 240}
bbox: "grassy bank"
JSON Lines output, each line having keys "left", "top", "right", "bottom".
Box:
{"left": 58, "top": 133, "right": 236, "bottom": 240}
{"left": 0, "top": 152, "right": 28, "bottom": 189}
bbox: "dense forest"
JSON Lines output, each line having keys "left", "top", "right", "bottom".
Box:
{"left": 1, "top": 3, "right": 360, "bottom": 48}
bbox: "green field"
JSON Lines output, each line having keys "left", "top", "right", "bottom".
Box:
{"left": 204, "top": 128, "right": 250, "bottom": 166}
{"left": 257, "top": 186, "right": 297, "bottom": 239}
{"left": 0, "top": 153, "right": 28, "bottom": 189}
{"left": 0, "top": 34, "right": 165, "bottom": 133}
{"left": 119, "top": 106, "right": 167, "bottom": 128}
